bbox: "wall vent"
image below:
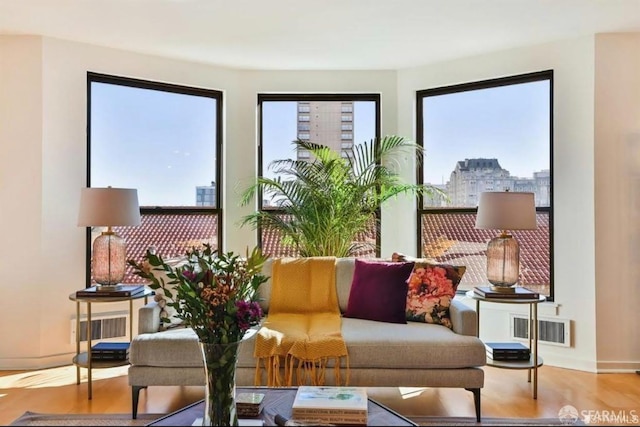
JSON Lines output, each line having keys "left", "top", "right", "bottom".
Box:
{"left": 510, "top": 314, "right": 571, "bottom": 347}
{"left": 70, "top": 311, "right": 128, "bottom": 344}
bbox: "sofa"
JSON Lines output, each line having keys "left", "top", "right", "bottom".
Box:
{"left": 128, "top": 258, "right": 486, "bottom": 420}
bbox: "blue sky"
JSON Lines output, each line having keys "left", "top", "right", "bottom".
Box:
{"left": 91, "top": 80, "right": 549, "bottom": 205}
{"left": 422, "top": 80, "right": 550, "bottom": 185}
{"left": 91, "top": 82, "right": 217, "bottom": 206}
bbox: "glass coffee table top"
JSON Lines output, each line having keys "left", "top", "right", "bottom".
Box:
{"left": 146, "top": 386, "right": 417, "bottom": 426}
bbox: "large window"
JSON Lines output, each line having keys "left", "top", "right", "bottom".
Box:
{"left": 417, "top": 71, "right": 553, "bottom": 299}
{"left": 258, "top": 94, "right": 380, "bottom": 257}
{"left": 87, "top": 73, "right": 222, "bottom": 285}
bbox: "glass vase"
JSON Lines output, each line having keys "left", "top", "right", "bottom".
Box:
{"left": 199, "top": 340, "right": 240, "bottom": 426}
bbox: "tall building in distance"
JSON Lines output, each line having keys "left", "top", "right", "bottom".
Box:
{"left": 196, "top": 181, "right": 216, "bottom": 206}
{"left": 296, "top": 101, "right": 354, "bottom": 161}
{"left": 425, "top": 158, "right": 550, "bottom": 207}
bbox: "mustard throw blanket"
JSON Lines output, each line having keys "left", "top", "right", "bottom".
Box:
{"left": 253, "top": 257, "right": 350, "bottom": 387}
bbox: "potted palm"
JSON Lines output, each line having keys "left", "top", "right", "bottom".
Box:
{"left": 240, "top": 135, "right": 443, "bottom": 257}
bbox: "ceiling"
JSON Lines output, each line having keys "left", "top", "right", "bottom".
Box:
{"left": 1, "top": 0, "right": 640, "bottom": 70}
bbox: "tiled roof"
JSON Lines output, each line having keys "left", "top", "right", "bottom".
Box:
{"left": 421, "top": 212, "right": 550, "bottom": 291}
{"left": 114, "top": 214, "right": 218, "bottom": 284}
{"left": 111, "top": 211, "right": 550, "bottom": 295}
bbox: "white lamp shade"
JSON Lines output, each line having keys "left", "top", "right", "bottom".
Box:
{"left": 78, "top": 187, "right": 141, "bottom": 227}
{"left": 475, "top": 192, "right": 537, "bottom": 231}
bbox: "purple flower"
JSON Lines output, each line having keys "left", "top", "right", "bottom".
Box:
{"left": 182, "top": 270, "right": 197, "bottom": 281}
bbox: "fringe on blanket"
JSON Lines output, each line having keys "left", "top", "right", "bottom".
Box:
{"left": 254, "top": 354, "right": 350, "bottom": 387}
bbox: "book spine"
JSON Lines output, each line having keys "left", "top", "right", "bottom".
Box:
{"left": 292, "top": 413, "right": 367, "bottom": 424}
{"left": 91, "top": 350, "right": 129, "bottom": 356}
{"left": 76, "top": 291, "right": 133, "bottom": 297}
{"left": 91, "top": 354, "right": 128, "bottom": 360}
{"left": 292, "top": 408, "right": 367, "bottom": 417}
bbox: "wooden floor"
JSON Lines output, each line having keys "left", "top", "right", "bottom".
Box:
{"left": 0, "top": 365, "right": 638, "bottom": 425}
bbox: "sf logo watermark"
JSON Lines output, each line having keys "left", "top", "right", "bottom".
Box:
{"left": 558, "top": 405, "right": 640, "bottom": 425}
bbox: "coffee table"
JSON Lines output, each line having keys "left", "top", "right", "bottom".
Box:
{"left": 147, "top": 387, "right": 418, "bottom": 426}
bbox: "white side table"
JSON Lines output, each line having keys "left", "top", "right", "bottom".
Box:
{"left": 465, "top": 290, "right": 546, "bottom": 399}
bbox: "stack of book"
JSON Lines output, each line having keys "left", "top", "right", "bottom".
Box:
{"left": 292, "top": 386, "right": 368, "bottom": 425}
{"left": 236, "top": 392, "right": 265, "bottom": 418}
{"left": 485, "top": 342, "right": 530, "bottom": 361}
{"left": 474, "top": 286, "right": 539, "bottom": 300}
{"left": 90, "top": 342, "right": 130, "bottom": 361}
{"left": 76, "top": 285, "right": 145, "bottom": 298}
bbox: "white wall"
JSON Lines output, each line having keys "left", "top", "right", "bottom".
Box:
{"left": 594, "top": 33, "right": 640, "bottom": 371}
{"left": 1, "top": 32, "right": 638, "bottom": 372}
{"left": 397, "top": 36, "right": 600, "bottom": 371}
{"left": 0, "top": 36, "right": 399, "bottom": 368}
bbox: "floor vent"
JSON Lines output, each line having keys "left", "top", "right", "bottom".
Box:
{"left": 510, "top": 314, "right": 571, "bottom": 347}
{"left": 70, "top": 311, "right": 128, "bottom": 343}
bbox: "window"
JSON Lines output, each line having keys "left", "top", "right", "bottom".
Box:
{"left": 417, "top": 71, "right": 553, "bottom": 299}
{"left": 87, "top": 72, "right": 222, "bottom": 286}
{"left": 341, "top": 133, "right": 353, "bottom": 140}
{"left": 259, "top": 94, "right": 380, "bottom": 258}
{"left": 298, "top": 132, "right": 310, "bottom": 140}
{"left": 341, "top": 124, "right": 353, "bottom": 131}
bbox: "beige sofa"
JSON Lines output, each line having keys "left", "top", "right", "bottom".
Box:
{"left": 128, "top": 258, "right": 486, "bottom": 420}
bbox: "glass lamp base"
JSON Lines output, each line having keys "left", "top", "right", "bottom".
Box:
{"left": 92, "top": 232, "right": 126, "bottom": 286}
{"left": 486, "top": 233, "right": 520, "bottom": 289}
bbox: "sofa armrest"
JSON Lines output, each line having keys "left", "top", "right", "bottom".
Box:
{"left": 138, "top": 301, "right": 161, "bottom": 334}
{"left": 450, "top": 299, "right": 478, "bottom": 336}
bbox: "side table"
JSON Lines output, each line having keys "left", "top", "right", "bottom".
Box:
{"left": 68, "top": 287, "right": 153, "bottom": 399}
{"left": 465, "top": 290, "right": 546, "bottom": 399}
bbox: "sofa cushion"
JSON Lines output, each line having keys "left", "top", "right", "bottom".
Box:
{"left": 236, "top": 316, "right": 486, "bottom": 370}
{"left": 406, "top": 261, "right": 466, "bottom": 329}
{"left": 129, "top": 327, "right": 203, "bottom": 367}
{"left": 344, "top": 259, "right": 414, "bottom": 324}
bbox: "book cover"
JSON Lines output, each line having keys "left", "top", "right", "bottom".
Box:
{"left": 474, "top": 286, "right": 539, "bottom": 299}
{"left": 292, "top": 386, "right": 368, "bottom": 422}
{"left": 76, "top": 285, "right": 145, "bottom": 298}
{"left": 485, "top": 342, "right": 530, "bottom": 352}
{"left": 91, "top": 342, "right": 130, "bottom": 352}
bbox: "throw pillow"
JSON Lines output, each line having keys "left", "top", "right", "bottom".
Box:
{"left": 151, "top": 256, "right": 189, "bottom": 330}
{"left": 405, "top": 260, "right": 466, "bottom": 328}
{"left": 344, "top": 259, "right": 415, "bottom": 324}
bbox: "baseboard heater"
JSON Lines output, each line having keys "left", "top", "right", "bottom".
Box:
{"left": 70, "top": 310, "right": 128, "bottom": 343}
{"left": 510, "top": 314, "right": 571, "bottom": 347}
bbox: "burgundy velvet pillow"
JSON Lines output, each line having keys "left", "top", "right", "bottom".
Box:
{"left": 344, "top": 259, "right": 415, "bottom": 324}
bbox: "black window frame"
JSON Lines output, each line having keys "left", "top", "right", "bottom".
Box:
{"left": 416, "top": 70, "right": 554, "bottom": 300}
{"left": 257, "top": 93, "right": 382, "bottom": 257}
{"left": 85, "top": 72, "right": 223, "bottom": 286}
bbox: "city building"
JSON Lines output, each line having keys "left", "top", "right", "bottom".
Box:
{"left": 426, "top": 158, "right": 550, "bottom": 207}
{"left": 296, "top": 101, "right": 354, "bottom": 161}
{"left": 196, "top": 182, "right": 216, "bottom": 207}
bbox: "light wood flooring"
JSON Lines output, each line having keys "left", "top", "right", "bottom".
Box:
{"left": 0, "top": 365, "right": 638, "bottom": 425}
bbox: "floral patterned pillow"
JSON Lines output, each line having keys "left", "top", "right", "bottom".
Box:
{"left": 405, "top": 261, "right": 466, "bottom": 328}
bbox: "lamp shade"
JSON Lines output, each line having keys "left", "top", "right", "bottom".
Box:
{"left": 78, "top": 187, "right": 141, "bottom": 227}
{"left": 475, "top": 191, "right": 537, "bottom": 231}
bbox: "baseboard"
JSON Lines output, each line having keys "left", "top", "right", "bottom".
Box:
{"left": 0, "top": 353, "right": 74, "bottom": 370}
{"left": 596, "top": 360, "right": 640, "bottom": 373}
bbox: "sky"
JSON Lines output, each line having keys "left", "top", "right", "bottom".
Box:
{"left": 91, "top": 82, "right": 217, "bottom": 206}
{"left": 422, "top": 80, "right": 550, "bottom": 185}
{"left": 90, "top": 80, "right": 549, "bottom": 206}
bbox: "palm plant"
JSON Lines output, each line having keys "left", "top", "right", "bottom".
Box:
{"left": 240, "top": 135, "right": 443, "bottom": 257}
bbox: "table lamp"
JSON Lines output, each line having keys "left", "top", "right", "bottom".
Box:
{"left": 475, "top": 191, "right": 537, "bottom": 292}
{"left": 78, "top": 187, "right": 141, "bottom": 289}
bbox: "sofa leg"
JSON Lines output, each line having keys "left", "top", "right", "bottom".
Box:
{"left": 465, "top": 388, "right": 481, "bottom": 422}
{"left": 132, "top": 386, "right": 147, "bottom": 419}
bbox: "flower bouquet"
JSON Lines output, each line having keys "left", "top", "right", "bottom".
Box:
{"left": 128, "top": 244, "right": 269, "bottom": 426}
